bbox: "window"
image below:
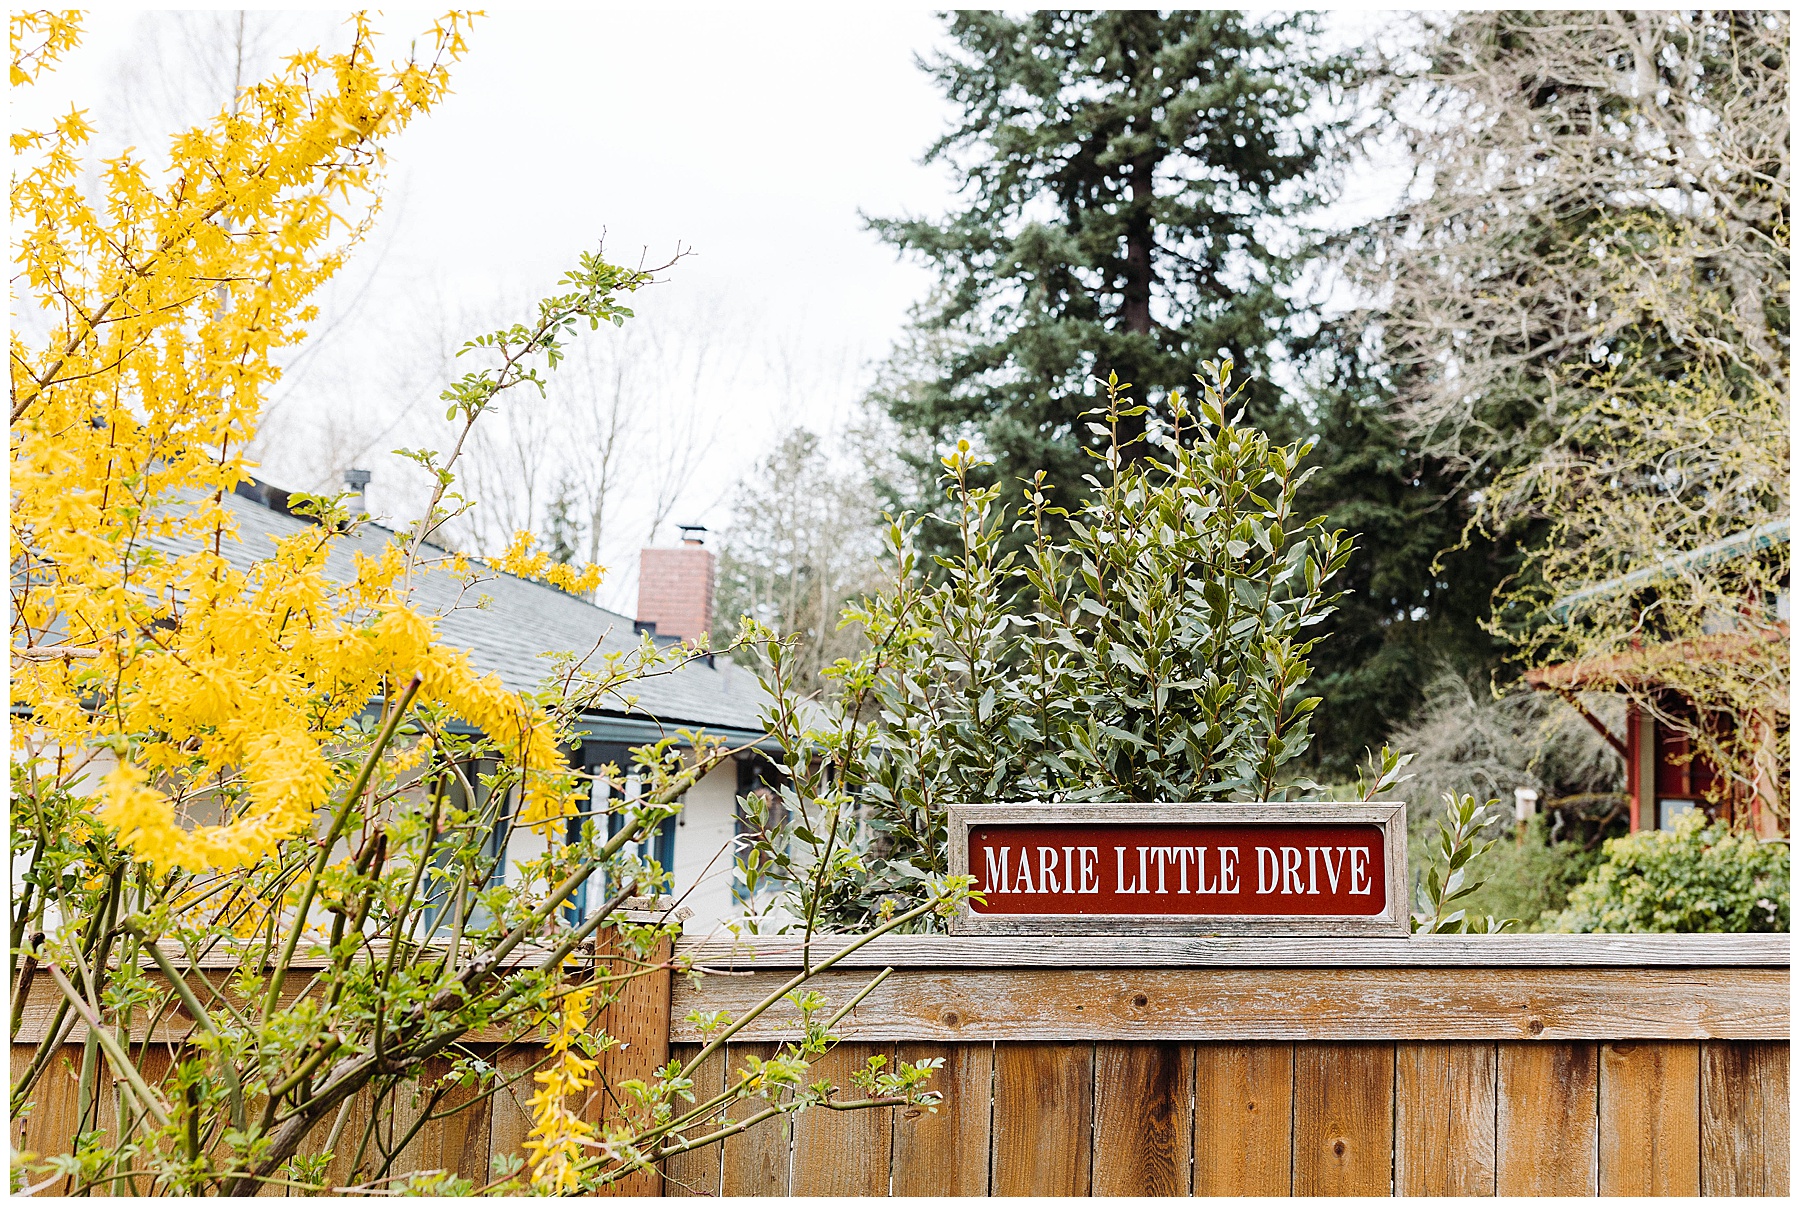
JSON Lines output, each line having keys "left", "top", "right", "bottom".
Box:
{"left": 1659, "top": 798, "right": 1698, "bottom": 830}
{"left": 419, "top": 757, "right": 503, "bottom": 936}
{"left": 572, "top": 743, "right": 678, "bottom": 918}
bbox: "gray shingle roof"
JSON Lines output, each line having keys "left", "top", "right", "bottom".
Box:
{"left": 143, "top": 486, "right": 772, "bottom": 738}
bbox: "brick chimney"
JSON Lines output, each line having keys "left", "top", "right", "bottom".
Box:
{"left": 636, "top": 526, "right": 715, "bottom": 644}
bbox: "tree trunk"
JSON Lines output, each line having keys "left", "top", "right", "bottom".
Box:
{"left": 1109, "top": 148, "right": 1161, "bottom": 454}
{"left": 1121, "top": 151, "right": 1158, "bottom": 337}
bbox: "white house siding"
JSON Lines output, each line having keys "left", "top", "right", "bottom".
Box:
{"left": 504, "top": 799, "right": 553, "bottom": 885}
{"left": 670, "top": 759, "right": 742, "bottom": 935}
{"left": 493, "top": 756, "right": 743, "bottom": 935}
{"left": 13, "top": 746, "right": 119, "bottom": 939}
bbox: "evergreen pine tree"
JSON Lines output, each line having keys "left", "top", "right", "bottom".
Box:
{"left": 542, "top": 476, "right": 584, "bottom": 573}
{"left": 1291, "top": 360, "right": 1515, "bottom": 773}
{"left": 867, "top": 11, "right": 1353, "bottom": 497}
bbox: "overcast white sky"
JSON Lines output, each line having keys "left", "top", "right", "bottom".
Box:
{"left": 17, "top": 6, "right": 1406, "bottom": 614}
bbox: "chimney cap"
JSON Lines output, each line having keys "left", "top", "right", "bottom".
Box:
{"left": 677, "top": 523, "right": 708, "bottom": 545}
{"left": 343, "top": 467, "right": 372, "bottom": 490}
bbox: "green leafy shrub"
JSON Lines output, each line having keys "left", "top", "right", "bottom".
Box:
{"left": 737, "top": 364, "right": 1353, "bottom": 932}
{"left": 1551, "top": 811, "right": 1790, "bottom": 933}
{"left": 1413, "top": 814, "right": 1609, "bottom": 932}
{"left": 1411, "top": 793, "right": 1517, "bottom": 934}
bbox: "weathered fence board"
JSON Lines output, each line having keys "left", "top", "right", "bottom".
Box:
{"left": 1700, "top": 1040, "right": 1790, "bottom": 1195}
{"left": 1598, "top": 1041, "right": 1701, "bottom": 1196}
{"left": 991, "top": 1041, "right": 1093, "bottom": 1195}
{"left": 1293, "top": 1042, "right": 1395, "bottom": 1195}
{"left": 720, "top": 1043, "right": 790, "bottom": 1196}
{"left": 662, "top": 1044, "right": 724, "bottom": 1196}
{"left": 12, "top": 1043, "right": 82, "bottom": 1196}
{"left": 680, "top": 932, "right": 1789, "bottom": 969}
{"left": 791, "top": 1041, "right": 893, "bottom": 1196}
{"left": 1394, "top": 1041, "right": 1497, "bottom": 1195}
{"left": 1192, "top": 1041, "right": 1292, "bottom": 1195}
{"left": 426, "top": 1052, "right": 495, "bottom": 1187}
{"left": 487, "top": 1046, "right": 539, "bottom": 1186}
{"left": 1092, "top": 1042, "right": 1192, "bottom": 1196}
{"left": 1497, "top": 1042, "right": 1599, "bottom": 1195}
{"left": 589, "top": 937, "right": 673, "bottom": 1197}
{"left": 890, "top": 1041, "right": 991, "bottom": 1196}
{"left": 668, "top": 966, "right": 1787, "bottom": 1042}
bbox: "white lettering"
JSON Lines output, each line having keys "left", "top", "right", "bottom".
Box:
{"left": 1150, "top": 846, "right": 1173, "bottom": 894}
{"left": 1256, "top": 846, "right": 1278, "bottom": 894}
{"left": 1196, "top": 846, "right": 1217, "bottom": 894}
{"left": 1349, "top": 846, "right": 1372, "bottom": 895}
{"left": 1281, "top": 846, "right": 1304, "bottom": 895}
{"left": 1322, "top": 846, "right": 1346, "bottom": 894}
{"left": 1077, "top": 847, "right": 1099, "bottom": 894}
{"left": 1115, "top": 846, "right": 1139, "bottom": 894}
{"left": 1038, "top": 846, "right": 1061, "bottom": 895}
{"left": 983, "top": 846, "right": 1011, "bottom": 895}
{"left": 1306, "top": 846, "right": 1320, "bottom": 894}
{"left": 1015, "top": 854, "right": 1036, "bottom": 895}
{"left": 1175, "top": 846, "right": 1196, "bottom": 893}
{"left": 1220, "top": 846, "right": 1240, "bottom": 894}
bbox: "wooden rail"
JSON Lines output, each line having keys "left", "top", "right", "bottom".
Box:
{"left": 662, "top": 934, "right": 1789, "bottom": 1197}
{"left": 678, "top": 932, "right": 1791, "bottom": 968}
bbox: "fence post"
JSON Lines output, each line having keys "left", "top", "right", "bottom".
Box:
{"left": 590, "top": 906, "right": 675, "bottom": 1197}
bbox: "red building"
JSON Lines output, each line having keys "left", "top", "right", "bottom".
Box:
{"left": 1526, "top": 627, "right": 1786, "bottom": 838}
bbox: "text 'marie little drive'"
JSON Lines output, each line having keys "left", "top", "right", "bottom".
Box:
{"left": 966, "top": 821, "right": 1389, "bottom": 916}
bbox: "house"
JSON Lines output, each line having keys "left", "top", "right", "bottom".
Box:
{"left": 1525, "top": 628, "right": 1786, "bottom": 837}
{"left": 205, "top": 475, "right": 776, "bottom": 933}
{"left": 1524, "top": 521, "right": 1788, "bottom": 839}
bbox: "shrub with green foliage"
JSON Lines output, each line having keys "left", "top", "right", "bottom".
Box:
{"left": 1410, "top": 793, "right": 1517, "bottom": 934}
{"left": 1551, "top": 812, "right": 1789, "bottom": 933}
{"left": 737, "top": 364, "right": 1353, "bottom": 932}
{"left": 1430, "top": 815, "right": 1606, "bottom": 932}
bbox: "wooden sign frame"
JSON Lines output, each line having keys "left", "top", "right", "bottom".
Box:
{"left": 946, "top": 802, "right": 1409, "bottom": 937}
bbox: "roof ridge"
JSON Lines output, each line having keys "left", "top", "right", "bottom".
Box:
{"left": 234, "top": 473, "right": 638, "bottom": 627}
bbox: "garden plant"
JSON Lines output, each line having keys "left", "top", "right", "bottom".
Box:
{"left": 1552, "top": 810, "right": 1791, "bottom": 934}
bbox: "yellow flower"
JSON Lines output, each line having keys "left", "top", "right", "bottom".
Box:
{"left": 11, "top": 13, "right": 493, "bottom": 876}
{"left": 522, "top": 983, "right": 600, "bottom": 1192}
{"left": 493, "top": 531, "right": 604, "bottom": 598}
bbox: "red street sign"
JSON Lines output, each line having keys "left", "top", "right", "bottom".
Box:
{"left": 947, "top": 803, "right": 1408, "bottom": 936}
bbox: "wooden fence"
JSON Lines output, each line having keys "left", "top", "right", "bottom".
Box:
{"left": 10, "top": 934, "right": 1788, "bottom": 1196}
{"left": 661, "top": 934, "right": 1788, "bottom": 1197}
